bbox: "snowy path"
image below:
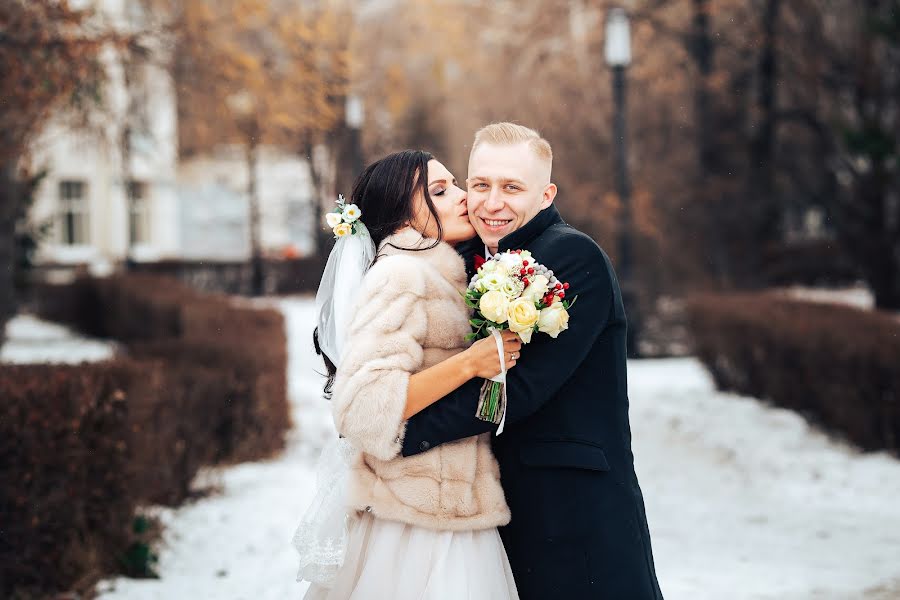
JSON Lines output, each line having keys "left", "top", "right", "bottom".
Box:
{"left": 1, "top": 314, "right": 118, "bottom": 364}
{"left": 94, "top": 297, "right": 900, "bottom": 600}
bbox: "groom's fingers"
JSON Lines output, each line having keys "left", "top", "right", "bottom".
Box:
{"left": 503, "top": 342, "right": 522, "bottom": 357}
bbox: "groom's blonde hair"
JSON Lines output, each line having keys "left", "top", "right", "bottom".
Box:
{"left": 470, "top": 122, "right": 553, "bottom": 166}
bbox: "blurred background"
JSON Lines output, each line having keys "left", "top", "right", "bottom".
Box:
{"left": 1, "top": 1, "right": 898, "bottom": 599}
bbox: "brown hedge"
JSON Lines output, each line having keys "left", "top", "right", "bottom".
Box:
{"left": 687, "top": 292, "right": 900, "bottom": 454}
{"left": 33, "top": 274, "right": 290, "bottom": 463}
{"left": 2, "top": 274, "right": 290, "bottom": 597}
{"left": 0, "top": 361, "right": 152, "bottom": 598}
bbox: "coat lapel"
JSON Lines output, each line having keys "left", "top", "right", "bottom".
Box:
{"left": 498, "top": 205, "right": 565, "bottom": 253}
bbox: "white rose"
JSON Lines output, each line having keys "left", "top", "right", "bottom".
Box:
{"left": 537, "top": 304, "right": 570, "bottom": 338}
{"left": 498, "top": 252, "right": 523, "bottom": 271}
{"left": 479, "top": 290, "right": 509, "bottom": 324}
{"left": 325, "top": 212, "right": 343, "bottom": 228}
{"left": 480, "top": 273, "right": 508, "bottom": 292}
{"left": 500, "top": 277, "right": 524, "bottom": 299}
{"left": 479, "top": 259, "right": 498, "bottom": 274}
{"left": 493, "top": 261, "right": 510, "bottom": 277}
{"left": 333, "top": 223, "right": 352, "bottom": 237}
{"left": 341, "top": 203, "right": 362, "bottom": 223}
{"left": 522, "top": 274, "right": 549, "bottom": 302}
{"left": 519, "top": 250, "right": 533, "bottom": 261}
{"left": 507, "top": 297, "right": 539, "bottom": 343}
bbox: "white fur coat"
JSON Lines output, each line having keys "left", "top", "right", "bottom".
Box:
{"left": 332, "top": 228, "right": 510, "bottom": 531}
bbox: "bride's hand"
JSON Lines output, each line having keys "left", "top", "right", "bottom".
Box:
{"left": 465, "top": 330, "right": 523, "bottom": 379}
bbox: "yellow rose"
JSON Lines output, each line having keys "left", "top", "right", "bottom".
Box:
{"left": 507, "top": 297, "right": 539, "bottom": 343}
{"left": 325, "top": 212, "right": 343, "bottom": 228}
{"left": 522, "top": 274, "right": 549, "bottom": 302}
{"left": 479, "top": 290, "right": 510, "bottom": 324}
{"left": 537, "top": 304, "right": 570, "bottom": 338}
{"left": 333, "top": 223, "right": 352, "bottom": 237}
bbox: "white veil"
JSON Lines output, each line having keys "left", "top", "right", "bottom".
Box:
{"left": 292, "top": 222, "right": 375, "bottom": 587}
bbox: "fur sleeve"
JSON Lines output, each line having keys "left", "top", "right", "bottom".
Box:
{"left": 331, "top": 255, "right": 428, "bottom": 461}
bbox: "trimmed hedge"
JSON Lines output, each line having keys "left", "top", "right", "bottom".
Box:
{"left": 0, "top": 361, "right": 152, "bottom": 598}
{"left": 687, "top": 292, "right": 900, "bottom": 454}
{"left": 2, "top": 274, "right": 290, "bottom": 597}
{"left": 33, "top": 274, "right": 290, "bottom": 464}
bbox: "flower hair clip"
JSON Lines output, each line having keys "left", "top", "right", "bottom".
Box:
{"left": 325, "top": 194, "right": 363, "bottom": 238}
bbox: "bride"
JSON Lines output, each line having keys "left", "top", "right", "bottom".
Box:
{"left": 298, "top": 150, "right": 522, "bottom": 599}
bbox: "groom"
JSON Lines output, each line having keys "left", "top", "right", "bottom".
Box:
{"left": 401, "top": 123, "right": 664, "bottom": 599}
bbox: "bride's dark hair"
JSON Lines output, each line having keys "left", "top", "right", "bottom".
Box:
{"left": 313, "top": 149, "right": 443, "bottom": 397}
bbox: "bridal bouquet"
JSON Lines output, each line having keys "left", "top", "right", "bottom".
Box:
{"left": 463, "top": 250, "right": 575, "bottom": 426}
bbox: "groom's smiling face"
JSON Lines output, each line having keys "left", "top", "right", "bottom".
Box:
{"left": 466, "top": 141, "right": 557, "bottom": 254}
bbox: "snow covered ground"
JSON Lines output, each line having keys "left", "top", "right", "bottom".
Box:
{"left": 92, "top": 296, "right": 900, "bottom": 600}
{"left": 1, "top": 314, "right": 118, "bottom": 364}
{"left": 777, "top": 285, "right": 875, "bottom": 311}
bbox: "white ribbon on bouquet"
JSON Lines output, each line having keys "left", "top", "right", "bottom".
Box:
{"left": 488, "top": 327, "right": 508, "bottom": 435}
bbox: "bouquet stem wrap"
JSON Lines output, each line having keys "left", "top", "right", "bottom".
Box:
{"left": 476, "top": 327, "right": 508, "bottom": 435}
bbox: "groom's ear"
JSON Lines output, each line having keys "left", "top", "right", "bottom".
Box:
{"left": 541, "top": 183, "right": 558, "bottom": 209}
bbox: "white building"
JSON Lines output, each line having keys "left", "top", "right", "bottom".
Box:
{"left": 178, "top": 146, "right": 317, "bottom": 261}
{"left": 27, "top": 0, "right": 317, "bottom": 271}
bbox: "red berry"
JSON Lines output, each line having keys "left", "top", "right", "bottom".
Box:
{"left": 519, "top": 268, "right": 527, "bottom": 276}
{"left": 522, "top": 260, "right": 529, "bottom": 266}
{"left": 528, "top": 267, "right": 535, "bottom": 274}
{"left": 563, "top": 282, "right": 570, "bottom": 290}
{"left": 555, "top": 283, "right": 562, "bottom": 289}
{"left": 523, "top": 278, "right": 530, "bottom": 286}
{"left": 559, "top": 290, "right": 566, "bottom": 298}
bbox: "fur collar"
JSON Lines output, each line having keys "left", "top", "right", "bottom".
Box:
{"left": 378, "top": 228, "right": 468, "bottom": 289}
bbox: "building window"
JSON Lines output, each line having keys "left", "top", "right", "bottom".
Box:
{"left": 127, "top": 180, "right": 151, "bottom": 245}
{"left": 59, "top": 180, "right": 89, "bottom": 245}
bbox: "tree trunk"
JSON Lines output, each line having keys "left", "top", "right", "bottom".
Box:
{"left": 747, "top": 0, "right": 782, "bottom": 270}
{"left": 0, "top": 160, "right": 19, "bottom": 343}
{"left": 691, "top": 0, "right": 715, "bottom": 179}
{"left": 246, "top": 138, "right": 264, "bottom": 296}
{"left": 304, "top": 137, "right": 337, "bottom": 258}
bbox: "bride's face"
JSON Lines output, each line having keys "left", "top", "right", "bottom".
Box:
{"left": 410, "top": 159, "right": 476, "bottom": 244}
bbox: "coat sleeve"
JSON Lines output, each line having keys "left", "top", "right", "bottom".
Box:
{"left": 401, "top": 234, "right": 615, "bottom": 457}
{"left": 332, "top": 256, "right": 428, "bottom": 461}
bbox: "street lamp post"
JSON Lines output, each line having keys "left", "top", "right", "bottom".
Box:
{"left": 605, "top": 7, "right": 639, "bottom": 357}
{"left": 345, "top": 95, "right": 365, "bottom": 180}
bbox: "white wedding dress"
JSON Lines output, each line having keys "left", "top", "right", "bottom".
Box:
{"left": 301, "top": 223, "right": 518, "bottom": 599}
{"left": 303, "top": 511, "right": 519, "bottom": 600}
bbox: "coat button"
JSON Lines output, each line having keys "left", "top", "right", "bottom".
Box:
{"left": 395, "top": 436, "right": 401, "bottom": 444}
{"left": 419, "top": 440, "right": 430, "bottom": 451}
{"left": 365, "top": 506, "right": 372, "bottom": 513}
